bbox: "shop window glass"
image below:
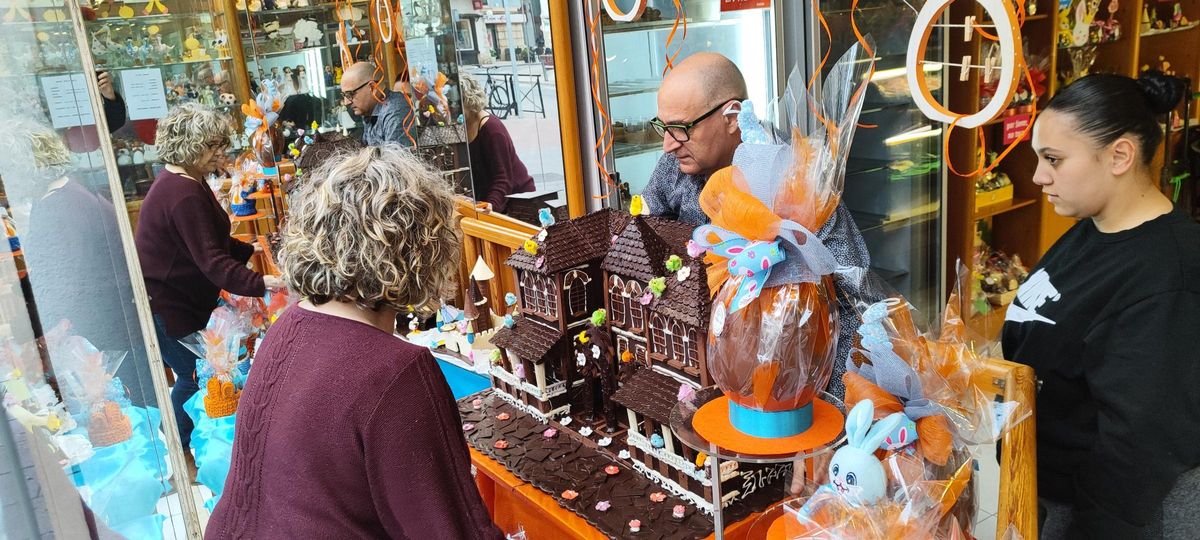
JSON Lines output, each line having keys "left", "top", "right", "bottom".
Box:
{"left": 0, "top": 5, "right": 199, "bottom": 535}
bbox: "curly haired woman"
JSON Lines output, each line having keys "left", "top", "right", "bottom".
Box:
{"left": 207, "top": 144, "right": 503, "bottom": 539}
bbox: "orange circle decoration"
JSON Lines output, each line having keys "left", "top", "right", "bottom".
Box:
{"left": 907, "top": 0, "right": 1022, "bottom": 128}
{"left": 692, "top": 396, "right": 844, "bottom": 456}
{"left": 766, "top": 511, "right": 808, "bottom": 540}
{"left": 602, "top": 0, "right": 646, "bottom": 23}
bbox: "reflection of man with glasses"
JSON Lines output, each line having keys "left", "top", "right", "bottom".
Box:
{"left": 339, "top": 62, "right": 416, "bottom": 147}
{"left": 642, "top": 52, "right": 873, "bottom": 404}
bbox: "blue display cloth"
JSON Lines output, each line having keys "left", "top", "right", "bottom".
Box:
{"left": 184, "top": 389, "right": 235, "bottom": 512}
{"left": 436, "top": 358, "right": 489, "bottom": 399}
{"left": 67, "top": 406, "right": 170, "bottom": 540}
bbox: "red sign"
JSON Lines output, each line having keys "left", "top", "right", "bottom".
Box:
{"left": 721, "top": 0, "right": 771, "bottom": 12}
{"left": 473, "top": 0, "right": 483, "bottom": 9}
{"left": 1002, "top": 113, "right": 1031, "bottom": 145}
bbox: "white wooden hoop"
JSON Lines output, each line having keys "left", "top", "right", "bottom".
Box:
{"left": 907, "top": 0, "right": 1022, "bottom": 129}
{"left": 602, "top": 0, "right": 647, "bottom": 23}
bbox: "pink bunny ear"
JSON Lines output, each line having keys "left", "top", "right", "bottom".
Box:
{"left": 860, "top": 412, "right": 907, "bottom": 452}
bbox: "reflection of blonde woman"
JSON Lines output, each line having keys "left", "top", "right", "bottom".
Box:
{"left": 209, "top": 145, "right": 504, "bottom": 539}
{"left": 459, "top": 74, "right": 535, "bottom": 213}
{"left": 9, "top": 119, "right": 154, "bottom": 407}
{"left": 135, "top": 104, "right": 281, "bottom": 453}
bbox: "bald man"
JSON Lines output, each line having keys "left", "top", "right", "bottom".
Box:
{"left": 639, "top": 53, "right": 745, "bottom": 223}
{"left": 339, "top": 62, "right": 416, "bottom": 146}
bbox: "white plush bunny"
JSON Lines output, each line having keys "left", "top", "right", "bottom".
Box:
{"left": 827, "top": 399, "right": 906, "bottom": 504}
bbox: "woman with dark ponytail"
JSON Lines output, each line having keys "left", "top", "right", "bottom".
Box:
{"left": 1002, "top": 71, "right": 1200, "bottom": 539}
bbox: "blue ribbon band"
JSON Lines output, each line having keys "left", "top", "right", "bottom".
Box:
{"left": 728, "top": 400, "right": 814, "bottom": 438}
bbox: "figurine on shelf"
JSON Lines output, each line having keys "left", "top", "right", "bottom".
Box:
{"left": 1141, "top": 3, "right": 1152, "bottom": 33}
{"left": 294, "top": 19, "right": 322, "bottom": 47}
{"left": 143, "top": 0, "right": 169, "bottom": 16}
{"left": 150, "top": 34, "right": 175, "bottom": 64}
{"left": 1072, "top": 0, "right": 1101, "bottom": 46}
{"left": 124, "top": 37, "right": 136, "bottom": 63}
{"left": 211, "top": 30, "right": 230, "bottom": 57}
{"left": 200, "top": 86, "right": 216, "bottom": 107}
{"left": 1171, "top": 2, "right": 1183, "bottom": 28}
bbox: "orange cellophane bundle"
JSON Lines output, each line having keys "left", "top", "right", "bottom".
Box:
{"left": 698, "top": 44, "right": 875, "bottom": 418}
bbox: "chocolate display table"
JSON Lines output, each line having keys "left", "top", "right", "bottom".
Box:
{"left": 459, "top": 389, "right": 790, "bottom": 539}
{"left": 669, "top": 388, "right": 847, "bottom": 539}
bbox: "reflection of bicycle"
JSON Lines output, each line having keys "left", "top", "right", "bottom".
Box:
{"left": 483, "top": 72, "right": 514, "bottom": 119}
{"left": 480, "top": 66, "right": 546, "bottom": 119}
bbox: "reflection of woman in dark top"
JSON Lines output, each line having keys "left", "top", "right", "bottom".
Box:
{"left": 459, "top": 74, "right": 535, "bottom": 212}
{"left": 10, "top": 120, "right": 155, "bottom": 407}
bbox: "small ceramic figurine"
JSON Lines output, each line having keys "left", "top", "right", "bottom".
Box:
{"left": 1171, "top": 3, "right": 1183, "bottom": 28}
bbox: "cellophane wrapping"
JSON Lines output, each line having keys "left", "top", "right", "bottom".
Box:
{"left": 703, "top": 41, "right": 875, "bottom": 413}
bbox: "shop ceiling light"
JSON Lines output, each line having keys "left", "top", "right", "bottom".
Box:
{"left": 884, "top": 125, "right": 942, "bottom": 146}
{"left": 869, "top": 63, "right": 942, "bottom": 83}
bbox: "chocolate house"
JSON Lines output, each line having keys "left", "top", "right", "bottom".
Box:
{"left": 490, "top": 209, "right": 790, "bottom": 515}
{"left": 490, "top": 209, "right": 631, "bottom": 420}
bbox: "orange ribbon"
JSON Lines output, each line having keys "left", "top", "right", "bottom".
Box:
{"left": 586, "top": 6, "right": 615, "bottom": 199}
{"left": 661, "top": 0, "right": 688, "bottom": 76}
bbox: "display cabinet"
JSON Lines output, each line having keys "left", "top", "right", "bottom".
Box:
{"left": 81, "top": 0, "right": 243, "bottom": 206}
{"left": 805, "top": 0, "right": 947, "bottom": 319}
{"left": 0, "top": 1, "right": 200, "bottom": 537}
{"left": 238, "top": 0, "right": 371, "bottom": 138}
{"left": 586, "top": 0, "right": 781, "bottom": 199}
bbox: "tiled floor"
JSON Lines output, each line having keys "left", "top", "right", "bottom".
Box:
{"left": 158, "top": 485, "right": 214, "bottom": 539}
{"left": 972, "top": 443, "right": 1003, "bottom": 540}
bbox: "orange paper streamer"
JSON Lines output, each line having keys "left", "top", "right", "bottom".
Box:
{"left": 586, "top": 6, "right": 615, "bottom": 198}
{"left": 661, "top": 0, "right": 688, "bottom": 76}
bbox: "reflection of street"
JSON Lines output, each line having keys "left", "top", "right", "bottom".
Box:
{"left": 464, "top": 63, "right": 566, "bottom": 203}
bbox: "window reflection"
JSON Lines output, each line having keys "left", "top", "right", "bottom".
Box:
{"left": 454, "top": 0, "right": 568, "bottom": 224}
{"left": 0, "top": 8, "right": 189, "bottom": 536}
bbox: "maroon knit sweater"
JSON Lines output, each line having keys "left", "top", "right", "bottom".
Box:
{"left": 135, "top": 169, "right": 265, "bottom": 337}
{"left": 207, "top": 305, "right": 504, "bottom": 539}
{"left": 468, "top": 118, "right": 536, "bottom": 212}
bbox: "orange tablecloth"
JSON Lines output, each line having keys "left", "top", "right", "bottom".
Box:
{"left": 470, "top": 447, "right": 766, "bottom": 540}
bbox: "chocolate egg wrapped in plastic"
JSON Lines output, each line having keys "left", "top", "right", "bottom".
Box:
{"left": 693, "top": 41, "right": 874, "bottom": 438}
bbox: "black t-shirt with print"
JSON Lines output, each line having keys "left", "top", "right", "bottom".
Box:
{"left": 1002, "top": 208, "right": 1200, "bottom": 539}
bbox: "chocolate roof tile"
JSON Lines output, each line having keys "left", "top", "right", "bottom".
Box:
{"left": 644, "top": 217, "right": 696, "bottom": 257}
{"left": 602, "top": 217, "right": 671, "bottom": 281}
{"left": 491, "top": 317, "right": 564, "bottom": 364}
{"left": 610, "top": 368, "right": 686, "bottom": 426}
{"left": 653, "top": 258, "right": 711, "bottom": 329}
{"left": 507, "top": 208, "right": 625, "bottom": 275}
{"left": 296, "top": 134, "right": 364, "bottom": 172}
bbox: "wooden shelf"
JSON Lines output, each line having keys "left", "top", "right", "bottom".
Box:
{"left": 1140, "top": 22, "right": 1199, "bottom": 38}
{"left": 974, "top": 197, "right": 1038, "bottom": 220}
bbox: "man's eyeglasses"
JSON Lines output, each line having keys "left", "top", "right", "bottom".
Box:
{"left": 340, "top": 80, "right": 372, "bottom": 104}
{"left": 205, "top": 139, "right": 230, "bottom": 152}
{"left": 650, "top": 98, "right": 744, "bottom": 143}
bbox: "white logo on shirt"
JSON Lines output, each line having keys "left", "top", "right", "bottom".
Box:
{"left": 1006, "top": 269, "right": 1060, "bottom": 325}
